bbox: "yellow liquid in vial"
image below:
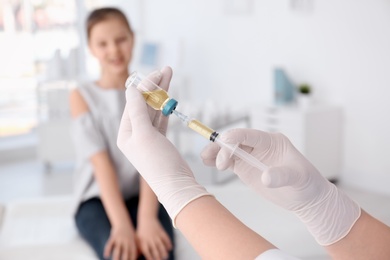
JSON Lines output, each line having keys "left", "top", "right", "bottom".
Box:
{"left": 142, "top": 89, "right": 169, "bottom": 110}
{"left": 188, "top": 120, "right": 214, "bottom": 140}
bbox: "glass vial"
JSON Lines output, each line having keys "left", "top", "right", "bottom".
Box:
{"left": 125, "top": 71, "right": 178, "bottom": 116}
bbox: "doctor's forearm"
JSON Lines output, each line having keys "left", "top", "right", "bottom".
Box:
{"left": 176, "top": 196, "right": 276, "bottom": 260}
{"left": 325, "top": 210, "right": 390, "bottom": 260}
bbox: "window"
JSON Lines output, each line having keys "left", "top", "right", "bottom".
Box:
{"left": 0, "top": 0, "right": 79, "bottom": 137}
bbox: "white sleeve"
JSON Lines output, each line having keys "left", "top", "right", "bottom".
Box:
{"left": 71, "top": 112, "right": 106, "bottom": 159}
{"left": 255, "top": 249, "right": 301, "bottom": 260}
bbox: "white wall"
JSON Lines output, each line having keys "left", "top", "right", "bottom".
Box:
{"left": 115, "top": 0, "right": 390, "bottom": 195}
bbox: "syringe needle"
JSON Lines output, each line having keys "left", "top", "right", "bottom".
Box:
{"left": 172, "top": 110, "right": 190, "bottom": 124}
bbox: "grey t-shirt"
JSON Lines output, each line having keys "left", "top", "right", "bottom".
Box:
{"left": 70, "top": 82, "right": 139, "bottom": 214}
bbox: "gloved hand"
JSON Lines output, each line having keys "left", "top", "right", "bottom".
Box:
{"left": 201, "top": 128, "right": 361, "bottom": 246}
{"left": 117, "top": 67, "right": 211, "bottom": 226}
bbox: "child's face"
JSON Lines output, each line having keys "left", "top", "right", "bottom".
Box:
{"left": 88, "top": 17, "right": 134, "bottom": 75}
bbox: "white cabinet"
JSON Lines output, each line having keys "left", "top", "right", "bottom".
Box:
{"left": 250, "top": 105, "right": 342, "bottom": 181}
{"left": 37, "top": 80, "right": 75, "bottom": 172}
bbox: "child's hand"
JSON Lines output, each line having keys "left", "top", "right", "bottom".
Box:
{"left": 104, "top": 224, "right": 138, "bottom": 260}
{"left": 136, "top": 218, "right": 172, "bottom": 260}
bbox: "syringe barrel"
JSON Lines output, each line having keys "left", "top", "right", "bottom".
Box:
{"left": 125, "top": 71, "right": 178, "bottom": 116}
{"left": 171, "top": 110, "right": 268, "bottom": 171}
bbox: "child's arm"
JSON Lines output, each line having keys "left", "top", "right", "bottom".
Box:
{"left": 70, "top": 89, "right": 138, "bottom": 260}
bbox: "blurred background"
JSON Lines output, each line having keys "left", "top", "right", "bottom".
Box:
{"left": 0, "top": 0, "right": 389, "bottom": 259}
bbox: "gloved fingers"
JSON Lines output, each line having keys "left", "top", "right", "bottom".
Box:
{"left": 136, "top": 70, "right": 162, "bottom": 92}
{"left": 154, "top": 115, "right": 168, "bottom": 136}
{"left": 124, "top": 86, "right": 155, "bottom": 134}
{"left": 140, "top": 69, "right": 162, "bottom": 125}
{"left": 215, "top": 145, "right": 234, "bottom": 171}
{"left": 200, "top": 142, "right": 220, "bottom": 167}
{"left": 200, "top": 142, "right": 234, "bottom": 171}
{"left": 220, "top": 128, "right": 271, "bottom": 149}
{"left": 117, "top": 104, "right": 133, "bottom": 147}
{"left": 261, "top": 166, "right": 302, "bottom": 188}
{"left": 158, "top": 66, "right": 173, "bottom": 91}
{"left": 152, "top": 66, "right": 173, "bottom": 135}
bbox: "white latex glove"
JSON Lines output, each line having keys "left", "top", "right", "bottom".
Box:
{"left": 117, "top": 68, "right": 211, "bottom": 226}
{"left": 201, "top": 128, "right": 361, "bottom": 246}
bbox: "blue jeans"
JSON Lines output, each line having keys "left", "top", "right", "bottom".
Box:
{"left": 75, "top": 197, "right": 175, "bottom": 260}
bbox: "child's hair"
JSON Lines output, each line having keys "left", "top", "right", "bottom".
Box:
{"left": 86, "top": 7, "right": 133, "bottom": 40}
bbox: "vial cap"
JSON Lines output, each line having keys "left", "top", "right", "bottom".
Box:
{"left": 162, "top": 99, "right": 178, "bottom": 116}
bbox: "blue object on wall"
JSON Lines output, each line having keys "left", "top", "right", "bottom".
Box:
{"left": 140, "top": 42, "right": 159, "bottom": 67}
{"left": 274, "top": 68, "right": 295, "bottom": 105}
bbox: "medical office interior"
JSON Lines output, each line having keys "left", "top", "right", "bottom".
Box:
{"left": 0, "top": 0, "right": 389, "bottom": 259}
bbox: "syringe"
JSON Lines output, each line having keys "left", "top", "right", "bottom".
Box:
{"left": 125, "top": 70, "right": 267, "bottom": 171}
{"left": 172, "top": 110, "right": 268, "bottom": 172}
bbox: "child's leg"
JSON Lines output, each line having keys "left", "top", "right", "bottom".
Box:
{"left": 75, "top": 197, "right": 111, "bottom": 260}
{"left": 125, "top": 196, "right": 175, "bottom": 260}
{"left": 157, "top": 204, "right": 175, "bottom": 260}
